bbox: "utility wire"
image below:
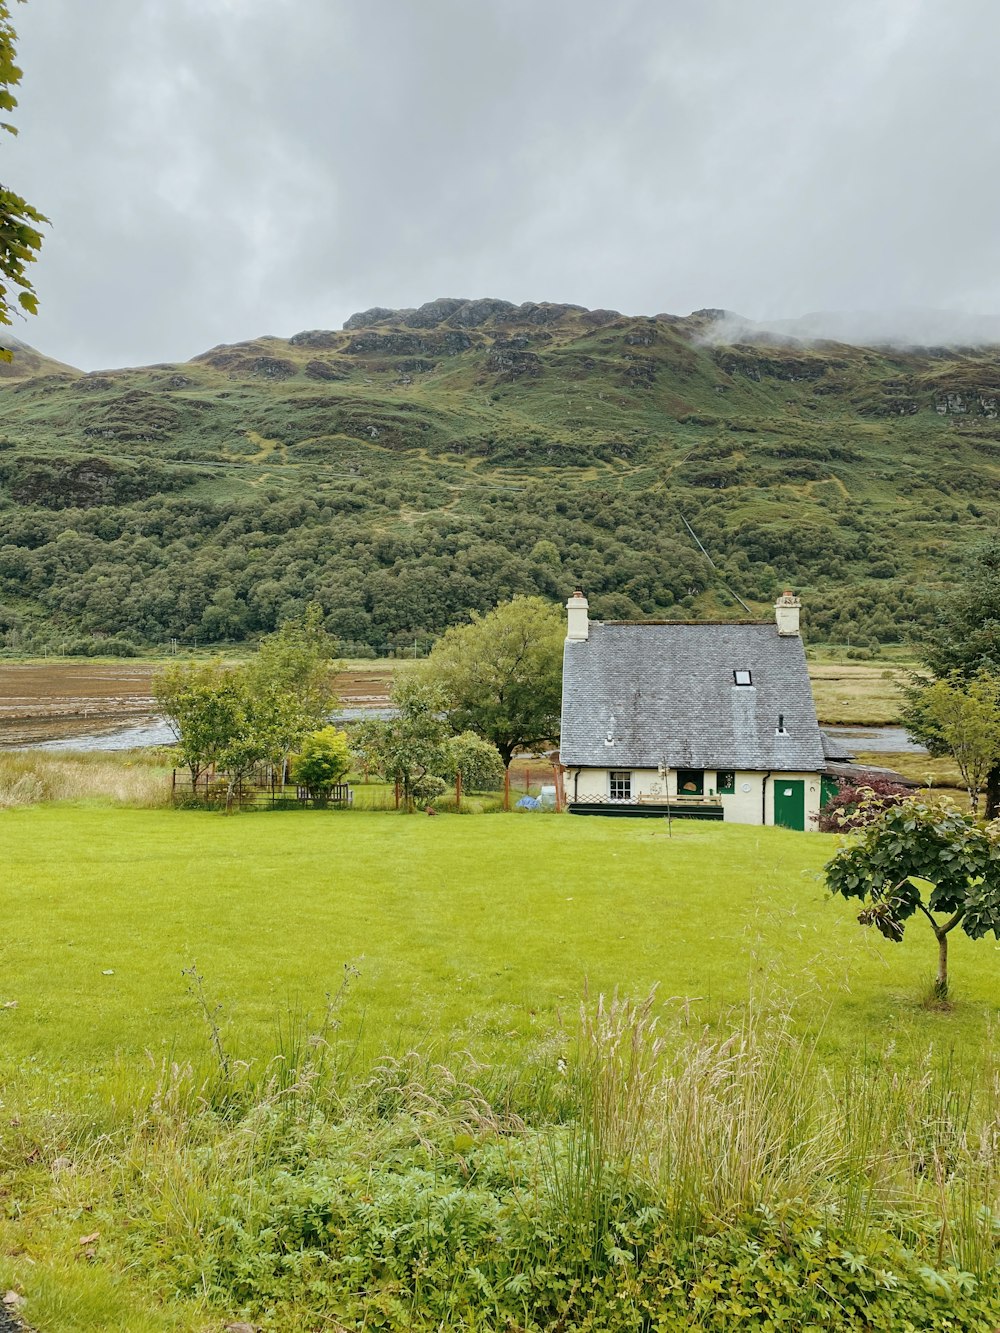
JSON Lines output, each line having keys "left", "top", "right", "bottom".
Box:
{"left": 678, "top": 513, "right": 754, "bottom": 614}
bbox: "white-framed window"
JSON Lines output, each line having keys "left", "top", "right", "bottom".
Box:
{"left": 609, "top": 770, "right": 632, "bottom": 801}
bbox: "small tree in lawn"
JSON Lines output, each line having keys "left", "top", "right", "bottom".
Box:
{"left": 901, "top": 671, "right": 1000, "bottom": 815}
{"left": 291, "top": 727, "right": 351, "bottom": 804}
{"left": 248, "top": 603, "right": 339, "bottom": 727}
{"left": 248, "top": 681, "right": 313, "bottom": 783}
{"left": 825, "top": 796, "right": 1000, "bottom": 999}
{"left": 213, "top": 677, "right": 286, "bottom": 812}
{"left": 917, "top": 540, "right": 1000, "bottom": 817}
{"left": 352, "top": 678, "right": 448, "bottom": 811}
{"left": 199, "top": 672, "right": 312, "bottom": 812}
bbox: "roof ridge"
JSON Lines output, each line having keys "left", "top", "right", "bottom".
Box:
{"left": 597, "top": 619, "right": 773, "bottom": 627}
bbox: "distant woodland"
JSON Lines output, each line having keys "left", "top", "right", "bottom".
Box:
{"left": 0, "top": 299, "right": 995, "bottom": 655}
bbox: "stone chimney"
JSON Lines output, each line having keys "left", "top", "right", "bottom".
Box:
{"left": 775, "top": 590, "right": 801, "bottom": 636}
{"left": 566, "top": 589, "right": 589, "bottom": 641}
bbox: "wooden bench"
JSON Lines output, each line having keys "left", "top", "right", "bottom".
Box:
{"left": 637, "top": 793, "right": 722, "bottom": 807}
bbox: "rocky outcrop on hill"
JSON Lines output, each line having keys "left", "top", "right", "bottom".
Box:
{"left": 0, "top": 453, "right": 193, "bottom": 507}
{"left": 289, "top": 329, "right": 343, "bottom": 349}
{"left": 342, "top": 298, "right": 595, "bottom": 333}
{"left": 484, "top": 346, "right": 543, "bottom": 381}
{"left": 934, "top": 390, "right": 1000, "bottom": 417}
{"left": 304, "top": 359, "right": 348, "bottom": 381}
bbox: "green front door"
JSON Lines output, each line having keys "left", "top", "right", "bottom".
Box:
{"left": 773, "top": 779, "right": 805, "bottom": 830}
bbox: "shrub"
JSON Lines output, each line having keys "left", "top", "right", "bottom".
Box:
{"left": 411, "top": 772, "right": 446, "bottom": 803}
{"left": 440, "top": 731, "right": 506, "bottom": 792}
{"left": 819, "top": 775, "right": 911, "bottom": 831}
{"left": 290, "top": 726, "right": 351, "bottom": 797}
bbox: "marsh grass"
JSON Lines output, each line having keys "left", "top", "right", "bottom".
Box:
{"left": 0, "top": 749, "right": 169, "bottom": 808}
{"left": 807, "top": 663, "right": 910, "bottom": 725}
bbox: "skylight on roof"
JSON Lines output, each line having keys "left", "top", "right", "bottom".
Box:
{"left": 733, "top": 670, "right": 752, "bottom": 686}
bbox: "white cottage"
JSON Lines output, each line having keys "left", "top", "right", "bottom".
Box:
{"left": 558, "top": 591, "right": 827, "bottom": 830}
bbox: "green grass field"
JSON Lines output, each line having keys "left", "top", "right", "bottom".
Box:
{"left": 3, "top": 806, "right": 997, "bottom": 1075}
{"left": 5, "top": 806, "right": 1000, "bottom": 1331}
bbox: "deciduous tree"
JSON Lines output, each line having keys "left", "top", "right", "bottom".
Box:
{"left": 441, "top": 731, "right": 506, "bottom": 793}
{"left": 291, "top": 727, "right": 351, "bottom": 802}
{"left": 0, "top": 1, "right": 47, "bottom": 349}
{"left": 248, "top": 602, "right": 338, "bottom": 728}
{"left": 917, "top": 541, "right": 1000, "bottom": 817}
{"left": 153, "top": 661, "right": 240, "bottom": 789}
{"left": 825, "top": 797, "right": 1000, "bottom": 998}
{"left": 923, "top": 542, "right": 1000, "bottom": 679}
{"left": 901, "top": 672, "right": 1000, "bottom": 815}
{"left": 420, "top": 596, "right": 563, "bottom": 768}
{"left": 352, "top": 679, "right": 448, "bottom": 811}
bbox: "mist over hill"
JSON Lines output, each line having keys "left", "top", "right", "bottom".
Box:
{"left": 698, "top": 308, "right": 1000, "bottom": 352}
{"left": 0, "top": 298, "right": 996, "bottom": 656}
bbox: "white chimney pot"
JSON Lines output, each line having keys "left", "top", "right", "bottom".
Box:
{"left": 775, "top": 591, "right": 801, "bottom": 636}
{"left": 566, "top": 589, "right": 589, "bottom": 641}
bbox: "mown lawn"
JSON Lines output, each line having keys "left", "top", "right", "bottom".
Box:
{"left": 3, "top": 805, "right": 998, "bottom": 1077}
{"left": 4, "top": 805, "right": 1000, "bottom": 1332}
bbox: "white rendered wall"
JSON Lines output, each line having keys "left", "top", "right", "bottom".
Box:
{"left": 571, "top": 767, "right": 823, "bottom": 829}
{"left": 721, "top": 773, "right": 764, "bottom": 825}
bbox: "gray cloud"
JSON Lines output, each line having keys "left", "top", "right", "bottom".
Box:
{"left": 5, "top": 0, "right": 1000, "bottom": 369}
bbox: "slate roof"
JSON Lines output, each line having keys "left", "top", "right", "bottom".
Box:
{"left": 821, "top": 730, "right": 855, "bottom": 761}
{"left": 824, "top": 760, "right": 920, "bottom": 788}
{"left": 560, "top": 620, "right": 825, "bottom": 772}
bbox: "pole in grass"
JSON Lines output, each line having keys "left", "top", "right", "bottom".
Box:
{"left": 661, "top": 754, "right": 672, "bottom": 838}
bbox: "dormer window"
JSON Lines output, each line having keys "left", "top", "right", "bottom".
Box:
{"left": 733, "top": 670, "right": 752, "bottom": 686}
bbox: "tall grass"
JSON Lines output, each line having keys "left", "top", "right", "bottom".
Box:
{"left": 0, "top": 749, "right": 170, "bottom": 807}
{"left": 549, "top": 990, "right": 1000, "bottom": 1269}
{"left": 7, "top": 990, "right": 1000, "bottom": 1329}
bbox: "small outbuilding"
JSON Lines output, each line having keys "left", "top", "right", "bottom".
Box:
{"left": 558, "top": 590, "right": 827, "bottom": 829}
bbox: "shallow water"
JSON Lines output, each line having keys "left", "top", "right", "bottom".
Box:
{"left": 5, "top": 707, "right": 396, "bottom": 753}
{"left": 824, "top": 725, "right": 926, "bottom": 754}
{"left": 28, "top": 717, "right": 176, "bottom": 751}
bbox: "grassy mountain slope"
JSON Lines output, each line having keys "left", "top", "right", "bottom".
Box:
{"left": 0, "top": 297, "right": 997, "bottom": 654}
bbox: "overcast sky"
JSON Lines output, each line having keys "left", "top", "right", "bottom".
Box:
{"left": 6, "top": 0, "right": 1000, "bottom": 370}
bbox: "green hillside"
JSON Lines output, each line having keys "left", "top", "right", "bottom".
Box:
{"left": 0, "top": 297, "right": 997, "bottom": 655}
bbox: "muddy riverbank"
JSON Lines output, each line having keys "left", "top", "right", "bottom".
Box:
{"left": 0, "top": 662, "right": 401, "bottom": 748}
